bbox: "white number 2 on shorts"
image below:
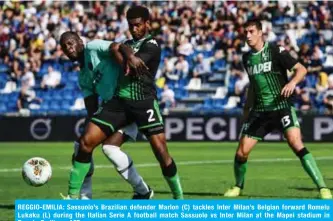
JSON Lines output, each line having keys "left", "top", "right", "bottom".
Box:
{"left": 147, "top": 109, "right": 156, "bottom": 122}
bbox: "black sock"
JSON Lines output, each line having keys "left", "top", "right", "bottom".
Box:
{"left": 295, "top": 147, "right": 309, "bottom": 158}
{"left": 235, "top": 154, "right": 248, "bottom": 164}
{"left": 234, "top": 155, "right": 248, "bottom": 189}
{"left": 75, "top": 148, "right": 92, "bottom": 163}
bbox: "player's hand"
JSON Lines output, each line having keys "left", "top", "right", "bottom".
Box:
{"left": 281, "top": 81, "right": 296, "bottom": 98}
{"left": 123, "top": 63, "right": 130, "bottom": 75}
{"left": 126, "top": 55, "right": 149, "bottom": 76}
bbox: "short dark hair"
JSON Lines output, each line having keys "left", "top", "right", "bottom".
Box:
{"left": 60, "top": 31, "right": 80, "bottom": 44}
{"left": 126, "top": 5, "right": 150, "bottom": 21}
{"left": 244, "top": 19, "right": 262, "bottom": 31}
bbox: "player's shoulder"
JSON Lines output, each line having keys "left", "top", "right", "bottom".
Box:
{"left": 145, "top": 38, "right": 159, "bottom": 47}
{"left": 268, "top": 42, "right": 287, "bottom": 54}
{"left": 242, "top": 51, "right": 251, "bottom": 62}
{"left": 124, "top": 39, "right": 134, "bottom": 45}
{"left": 141, "top": 37, "right": 160, "bottom": 51}
{"left": 86, "top": 39, "right": 112, "bottom": 50}
{"left": 138, "top": 37, "right": 161, "bottom": 55}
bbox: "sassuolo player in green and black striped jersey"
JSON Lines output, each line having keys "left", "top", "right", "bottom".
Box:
{"left": 94, "top": 5, "right": 183, "bottom": 199}
{"left": 224, "top": 19, "right": 332, "bottom": 199}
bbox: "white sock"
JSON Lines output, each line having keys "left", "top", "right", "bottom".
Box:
{"left": 102, "top": 144, "right": 149, "bottom": 195}
{"left": 73, "top": 141, "right": 94, "bottom": 199}
{"left": 80, "top": 175, "right": 92, "bottom": 200}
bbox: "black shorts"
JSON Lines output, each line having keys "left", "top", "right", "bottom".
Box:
{"left": 240, "top": 107, "right": 300, "bottom": 140}
{"left": 123, "top": 98, "right": 164, "bottom": 136}
{"left": 90, "top": 98, "right": 164, "bottom": 137}
{"left": 89, "top": 98, "right": 130, "bottom": 137}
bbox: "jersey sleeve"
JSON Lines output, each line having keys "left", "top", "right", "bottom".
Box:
{"left": 135, "top": 40, "right": 161, "bottom": 64}
{"left": 241, "top": 53, "right": 249, "bottom": 74}
{"left": 275, "top": 45, "right": 298, "bottom": 71}
{"left": 86, "top": 40, "right": 112, "bottom": 57}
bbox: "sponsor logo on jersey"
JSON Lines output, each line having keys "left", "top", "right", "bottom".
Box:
{"left": 247, "top": 61, "right": 272, "bottom": 75}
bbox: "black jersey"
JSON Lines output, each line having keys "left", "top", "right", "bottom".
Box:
{"left": 115, "top": 35, "right": 161, "bottom": 100}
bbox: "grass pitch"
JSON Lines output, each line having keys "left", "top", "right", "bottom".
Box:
{"left": 1, "top": 142, "right": 332, "bottom": 221}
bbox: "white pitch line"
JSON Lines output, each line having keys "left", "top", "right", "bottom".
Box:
{"left": 1, "top": 156, "right": 333, "bottom": 173}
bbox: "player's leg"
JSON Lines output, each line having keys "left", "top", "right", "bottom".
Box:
{"left": 102, "top": 123, "right": 153, "bottom": 199}
{"left": 129, "top": 99, "right": 183, "bottom": 199}
{"left": 63, "top": 98, "right": 128, "bottom": 199}
{"left": 65, "top": 122, "right": 107, "bottom": 199}
{"left": 224, "top": 111, "right": 265, "bottom": 197}
{"left": 147, "top": 132, "right": 183, "bottom": 199}
{"left": 73, "top": 140, "right": 94, "bottom": 199}
{"left": 282, "top": 108, "right": 332, "bottom": 199}
{"left": 224, "top": 136, "right": 258, "bottom": 197}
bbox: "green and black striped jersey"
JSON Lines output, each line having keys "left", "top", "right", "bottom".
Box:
{"left": 115, "top": 34, "right": 161, "bottom": 100}
{"left": 242, "top": 42, "right": 298, "bottom": 112}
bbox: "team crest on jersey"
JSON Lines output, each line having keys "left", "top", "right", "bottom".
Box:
{"left": 262, "top": 52, "right": 269, "bottom": 61}
{"left": 247, "top": 61, "right": 272, "bottom": 75}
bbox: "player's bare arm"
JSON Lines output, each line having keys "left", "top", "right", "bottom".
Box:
{"left": 119, "top": 43, "right": 149, "bottom": 76}
{"left": 110, "top": 43, "right": 148, "bottom": 76}
{"left": 281, "top": 63, "right": 307, "bottom": 98}
{"left": 109, "top": 43, "right": 124, "bottom": 66}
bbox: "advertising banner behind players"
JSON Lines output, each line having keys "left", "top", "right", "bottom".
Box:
{"left": 0, "top": 115, "right": 333, "bottom": 142}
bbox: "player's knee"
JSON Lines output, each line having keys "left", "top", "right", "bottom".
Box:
{"left": 79, "top": 136, "right": 94, "bottom": 154}
{"left": 103, "top": 132, "right": 125, "bottom": 147}
{"left": 236, "top": 146, "right": 249, "bottom": 159}
{"left": 287, "top": 137, "right": 303, "bottom": 150}
{"left": 150, "top": 134, "right": 166, "bottom": 149}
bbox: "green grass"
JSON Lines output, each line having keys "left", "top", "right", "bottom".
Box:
{"left": 1, "top": 142, "right": 333, "bottom": 221}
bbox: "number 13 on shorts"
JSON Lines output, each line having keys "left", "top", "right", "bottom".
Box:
{"left": 281, "top": 115, "right": 291, "bottom": 128}
{"left": 280, "top": 107, "right": 300, "bottom": 130}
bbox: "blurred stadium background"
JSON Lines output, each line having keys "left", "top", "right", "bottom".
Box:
{"left": 1, "top": 1, "right": 333, "bottom": 220}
